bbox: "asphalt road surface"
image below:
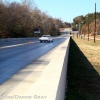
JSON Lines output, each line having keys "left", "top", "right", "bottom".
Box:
{"left": 0, "top": 34, "right": 69, "bottom": 84}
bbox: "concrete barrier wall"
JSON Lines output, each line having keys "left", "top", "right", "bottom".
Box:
{"left": 56, "top": 37, "right": 70, "bottom": 100}
{"left": 23, "top": 37, "right": 70, "bottom": 100}
{"left": 1, "top": 37, "right": 70, "bottom": 100}
{"left": 28, "top": 37, "right": 70, "bottom": 100}
{"left": 25, "top": 37, "right": 70, "bottom": 100}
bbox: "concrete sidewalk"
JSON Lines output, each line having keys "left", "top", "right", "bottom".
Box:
{"left": 0, "top": 37, "right": 70, "bottom": 100}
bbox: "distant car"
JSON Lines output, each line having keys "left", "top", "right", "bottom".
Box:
{"left": 39, "top": 35, "right": 53, "bottom": 43}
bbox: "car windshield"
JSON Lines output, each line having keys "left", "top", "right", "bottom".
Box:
{"left": 42, "top": 35, "right": 50, "bottom": 37}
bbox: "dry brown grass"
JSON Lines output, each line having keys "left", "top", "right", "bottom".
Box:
{"left": 74, "top": 37, "right": 100, "bottom": 74}
{"left": 66, "top": 37, "right": 100, "bottom": 100}
{"left": 86, "top": 34, "right": 100, "bottom": 39}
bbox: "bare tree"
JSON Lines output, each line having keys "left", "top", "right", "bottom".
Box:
{"left": 0, "top": 0, "right": 65, "bottom": 38}
{"left": 20, "top": 0, "right": 36, "bottom": 10}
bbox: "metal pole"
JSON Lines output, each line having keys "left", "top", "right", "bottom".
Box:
{"left": 77, "top": 33, "right": 78, "bottom": 38}
{"left": 88, "top": 13, "right": 89, "bottom": 41}
{"left": 79, "top": 24, "right": 80, "bottom": 38}
{"left": 94, "top": 3, "right": 96, "bottom": 42}
{"left": 77, "top": 27, "right": 79, "bottom": 39}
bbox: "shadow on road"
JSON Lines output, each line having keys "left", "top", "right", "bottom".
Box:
{"left": 65, "top": 38, "right": 100, "bottom": 100}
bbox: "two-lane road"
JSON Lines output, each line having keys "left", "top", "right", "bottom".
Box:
{"left": 0, "top": 34, "right": 69, "bottom": 84}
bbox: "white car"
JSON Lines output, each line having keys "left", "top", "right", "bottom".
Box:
{"left": 39, "top": 35, "right": 53, "bottom": 43}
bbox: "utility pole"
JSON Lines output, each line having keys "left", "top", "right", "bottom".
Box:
{"left": 94, "top": 3, "right": 96, "bottom": 43}
{"left": 88, "top": 13, "right": 89, "bottom": 41}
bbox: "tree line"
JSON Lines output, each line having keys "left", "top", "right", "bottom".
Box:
{"left": 72, "top": 12, "right": 100, "bottom": 35}
{"left": 0, "top": 0, "right": 71, "bottom": 38}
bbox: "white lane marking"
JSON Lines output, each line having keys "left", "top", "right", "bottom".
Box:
{"left": 0, "top": 41, "right": 39, "bottom": 49}
{"left": 0, "top": 35, "right": 68, "bottom": 49}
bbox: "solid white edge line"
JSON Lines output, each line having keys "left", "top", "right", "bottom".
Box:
{"left": 0, "top": 41, "right": 39, "bottom": 49}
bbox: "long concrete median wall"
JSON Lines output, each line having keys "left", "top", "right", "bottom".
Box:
{"left": 2, "top": 37, "right": 70, "bottom": 100}
{"left": 30, "top": 37, "right": 70, "bottom": 100}
{"left": 56, "top": 37, "right": 70, "bottom": 100}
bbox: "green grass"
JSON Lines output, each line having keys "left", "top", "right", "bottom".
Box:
{"left": 65, "top": 38, "right": 100, "bottom": 100}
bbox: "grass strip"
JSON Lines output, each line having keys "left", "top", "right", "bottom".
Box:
{"left": 65, "top": 37, "right": 100, "bottom": 100}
